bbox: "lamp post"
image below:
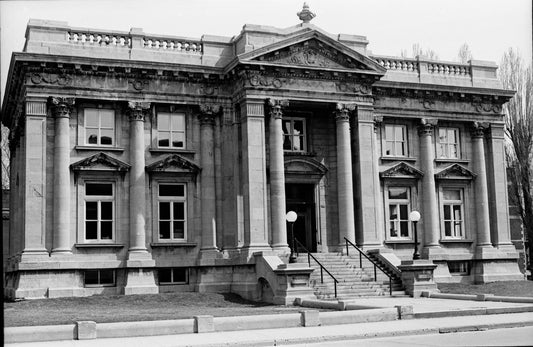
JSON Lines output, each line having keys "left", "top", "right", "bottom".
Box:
{"left": 409, "top": 210, "right": 421, "bottom": 260}
{"left": 286, "top": 211, "right": 298, "bottom": 263}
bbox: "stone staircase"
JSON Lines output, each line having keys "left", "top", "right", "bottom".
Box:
{"left": 296, "top": 252, "right": 406, "bottom": 300}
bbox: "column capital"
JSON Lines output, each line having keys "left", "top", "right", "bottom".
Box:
{"left": 335, "top": 103, "right": 356, "bottom": 122}
{"left": 266, "top": 98, "right": 289, "bottom": 119}
{"left": 471, "top": 121, "right": 489, "bottom": 138}
{"left": 198, "top": 104, "right": 222, "bottom": 126}
{"left": 373, "top": 115, "right": 383, "bottom": 133}
{"left": 418, "top": 118, "right": 438, "bottom": 136}
{"left": 49, "top": 97, "right": 75, "bottom": 118}
{"left": 127, "top": 101, "right": 151, "bottom": 121}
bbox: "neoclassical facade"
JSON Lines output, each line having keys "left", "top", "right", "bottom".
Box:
{"left": 2, "top": 8, "right": 523, "bottom": 299}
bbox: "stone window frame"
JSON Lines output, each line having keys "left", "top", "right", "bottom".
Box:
{"left": 76, "top": 102, "right": 124, "bottom": 150}
{"left": 383, "top": 183, "right": 417, "bottom": 241}
{"left": 156, "top": 112, "right": 186, "bottom": 149}
{"left": 438, "top": 183, "right": 472, "bottom": 241}
{"left": 150, "top": 105, "right": 194, "bottom": 153}
{"left": 84, "top": 182, "right": 115, "bottom": 242}
{"left": 156, "top": 182, "right": 187, "bottom": 241}
{"left": 84, "top": 269, "right": 116, "bottom": 287}
{"left": 76, "top": 173, "right": 124, "bottom": 245}
{"left": 158, "top": 267, "right": 189, "bottom": 285}
{"left": 382, "top": 123, "right": 409, "bottom": 158}
{"left": 150, "top": 177, "right": 195, "bottom": 244}
{"left": 282, "top": 116, "right": 308, "bottom": 153}
{"left": 436, "top": 126, "right": 462, "bottom": 160}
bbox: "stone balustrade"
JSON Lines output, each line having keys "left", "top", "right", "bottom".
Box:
{"left": 142, "top": 36, "right": 202, "bottom": 53}
{"left": 67, "top": 30, "right": 131, "bottom": 47}
{"left": 373, "top": 57, "right": 418, "bottom": 72}
{"left": 427, "top": 62, "right": 469, "bottom": 76}
{"left": 372, "top": 55, "right": 472, "bottom": 77}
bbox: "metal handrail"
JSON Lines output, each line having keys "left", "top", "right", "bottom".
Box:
{"left": 343, "top": 237, "right": 393, "bottom": 296}
{"left": 294, "top": 238, "right": 338, "bottom": 298}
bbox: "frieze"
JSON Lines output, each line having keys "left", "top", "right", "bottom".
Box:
{"left": 129, "top": 79, "right": 149, "bottom": 91}
{"left": 336, "top": 82, "right": 372, "bottom": 95}
{"left": 29, "top": 72, "right": 72, "bottom": 86}
{"left": 247, "top": 72, "right": 284, "bottom": 89}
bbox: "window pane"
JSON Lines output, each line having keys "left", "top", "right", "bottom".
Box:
{"left": 87, "top": 129, "right": 98, "bottom": 144}
{"left": 400, "top": 221, "right": 409, "bottom": 237}
{"left": 448, "top": 129, "right": 457, "bottom": 142}
{"left": 443, "top": 190, "right": 461, "bottom": 201}
{"left": 389, "top": 205, "right": 398, "bottom": 220}
{"left": 101, "top": 202, "right": 113, "bottom": 220}
{"left": 399, "top": 205, "right": 408, "bottom": 220}
{"left": 160, "top": 202, "right": 171, "bottom": 219}
{"left": 158, "top": 131, "right": 170, "bottom": 147}
{"left": 444, "top": 221, "right": 452, "bottom": 236}
{"left": 282, "top": 120, "right": 290, "bottom": 135}
{"left": 395, "top": 126, "right": 404, "bottom": 141}
{"left": 173, "top": 268, "right": 187, "bottom": 283}
{"left": 85, "top": 111, "right": 99, "bottom": 127}
{"left": 159, "top": 221, "right": 170, "bottom": 239}
{"left": 439, "top": 128, "right": 447, "bottom": 142}
{"left": 293, "top": 120, "right": 304, "bottom": 134}
{"left": 453, "top": 205, "right": 462, "bottom": 220}
{"left": 99, "top": 270, "right": 114, "bottom": 285}
{"left": 173, "top": 221, "right": 185, "bottom": 239}
{"left": 100, "top": 111, "right": 114, "bottom": 128}
{"left": 398, "top": 141, "right": 406, "bottom": 156}
{"left": 84, "top": 270, "right": 99, "bottom": 285}
{"left": 172, "top": 133, "right": 184, "bottom": 148}
{"left": 86, "top": 202, "right": 98, "bottom": 220}
{"left": 101, "top": 222, "right": 113, "bottom": 240}
{"left": 158, "top": 114, "right": 170, "bottom": 130}
{"left": 86, "top": 221, "right": 98, "bottom": 239}
{"left": 389, "top": 222, "right": 397, "bottom": 237}
{"left": 174, "top": 202, "right": 185, "bottom": 220}
{"left": 389, "top": 187, "right": 408, "bottom": 200}
{"left": 100, "top": 129, "right": 114, "bottom": 145}
{"left": 385, "top": 126, "right": 394, "bottom": 139}
{"left": 451, "top": 144, "right": 458, "bottom": 158}
{"left": 385, "top": 141, "right": 393, "bottom": 156}
{"left": 86, "top": 183, "right": 113, "bottom": 196}
{"left": 171, "top": 114, "right": 185, "bottom": 131}
{"left": 159, "top": 268, "right": 172, "bottom": 283}
{"left": 159, "top": 184, "right": 184, "bottom": 197}
{"left": 443, "top": 205, "right": 451, "bottom": 220}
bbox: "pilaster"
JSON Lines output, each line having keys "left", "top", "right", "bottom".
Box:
{"left": 418, "top": 118, "right": 443, "bottom": 257}
{"left": 334, "top": 103, "right": 356, "bottom": 247}
{"left": 50, "top": 96, "right": 75, "bottom": 255}
{"left": 267, "top": 98, "right": 290, "bottom": 254}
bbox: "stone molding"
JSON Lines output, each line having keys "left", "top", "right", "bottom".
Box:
{"left": 380, "top": 161, "right": 424, "bottom": 179}
{"left": 127, "top": 101, "right": 151, "bottom": 121}
{"left": 435, "top": 163, "right": 476, "bottom": 180}
{"left": 146, "top": 153, "right": 200, "bottom": 174}
{"left": 334, "top": 103, "right": 356, "bottom": 122}
{"left": 266, "top": 98, "right": 289, "bottom": 119}
{"left": 49, "top": 97, "right": 75, "bottom": 118}
{"left": 70, "top": 152, "right": 131, "bottom": 172}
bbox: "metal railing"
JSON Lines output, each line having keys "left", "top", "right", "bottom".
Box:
{"left": 343, "top": 237, "right": 393, "bottom": 296}
{"left": 294, "top": 238, "right": 338, "bottom": 298}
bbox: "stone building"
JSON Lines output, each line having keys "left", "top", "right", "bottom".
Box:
{"left": 2, "top": 6, "right": 523, "bottom": 300}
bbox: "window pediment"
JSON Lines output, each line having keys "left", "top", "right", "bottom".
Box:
{"left": 435, "top": 164, "right": 476, "bottom": 180}
{"left": 284, "top": 157, "right": 327, "bottom": 176}
{"left": 146, "top": 154, "right": 200, "bottom": 174}
{"left": 380, "top": 162, "right": 423, "bottom": 179}
{"left": 71, "top": 152, "right": 130, "bottom": 172}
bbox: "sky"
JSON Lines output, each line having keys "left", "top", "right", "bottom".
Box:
{"left": 0, "top": 0, "right": 531, "bottom": 104}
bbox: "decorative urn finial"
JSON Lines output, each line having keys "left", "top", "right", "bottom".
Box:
{"left": 297, "top": 2, "right": 316, "bottom": 23}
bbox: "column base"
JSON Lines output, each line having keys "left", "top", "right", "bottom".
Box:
{"left": 421, "top": 245, "right": 446, "bottom": 259}
{"left": 123, "top": 268, "right": 158, "bottom": 295}
{"left": 19, "top": 249, "right": 50, "bottom": 261}
{"left": 126, "top": 250, "right": 155, "bottom": 268}
{"left": 198, "top": 248, "right": 221, "bottom": 266}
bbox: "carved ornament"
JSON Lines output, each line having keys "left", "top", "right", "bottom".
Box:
{"left": 336, "top": 82, "right": 372, "bottom": 95}
{"left": 297, "top": 3, "right": 316, "bottom": 23}
{"left": 380, "top": 162, "right": 424, "bottom": 179}
{"left": 30, "top": 73, "right": 72, "bottom": 86}
{"left": 198, "top": 104, "right": 222, "bottom": 125}
{"left": 471, "top": 121, "right": 488, "bottom": 138}
{"left": 418, "top": 118, "right": 438, "bottom": 136}
{"left": 267, "top": 98, "right": 289, "bottom": 119}
{"left": 127, "top": 101, "right": 151, "bottom": 121}
{"left": 146, "top": 154, "right": 200, "bottom": 174}
{"left": 247, "top": 72, "right": 283, "bottom": 89}
{"left": 472, "top": 101, "right": 502, "bottom": 114}
{"left": 334, "top": 103, "right": 356, "bottom": 121}
{"left": 49, "top": 97, "right": 75, "bottom": 118}
{"left": 71, "top": 152, "right": 131, "bottom": 172}
{"left": 435, "top": 163, "right": 476, "bottom": 180}
{"left": 129, "top": 79, "right": 149, "bottom": 91}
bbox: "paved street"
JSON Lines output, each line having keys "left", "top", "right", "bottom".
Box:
{"left": 290, "top": 326, "right": 533, "bottom": 346}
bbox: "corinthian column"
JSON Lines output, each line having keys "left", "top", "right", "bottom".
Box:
{"left": 267, "top": 98, "right": 289, "bottom": 252}
{"left": 335, "top": 103, "right": 356, "bottom": 246}
{"left": 51, "top": 97, "right": 75, "bottom": 254}
{"left": 127, "top": 101, "right": 150, "bottom": 255}
{"left": 418, "top": 119, "right": 441, "bottom": 254}
{"left": 198, "top": 104, "right": 220, "bottom": 253}
{"left": 471, "top": 122, "right": 493, "bottom": 248}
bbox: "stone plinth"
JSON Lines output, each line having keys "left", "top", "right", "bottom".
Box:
{"left": 398, "top": 260, "right": 439, "bottom": 297}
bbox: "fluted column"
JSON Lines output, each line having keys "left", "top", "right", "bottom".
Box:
{"left": 418, "top": 119, "right": 441, "bottom": 252}
{"left": 198, "top": 104, "right": 220, "bottom": 252}
{"left": 51, "top": 97, "right": 75, "bottom": 254}
{"left": 127, "top": 101, "right": 150, "bottom": 255}
{"left": 335, "top": 103, "right": 356, "bottom": 245}
{"left": 267, "top": 99, "right": 290, "bottom": 251}
{"left": 471, "top": 122, "right": 493, "bottom": 248}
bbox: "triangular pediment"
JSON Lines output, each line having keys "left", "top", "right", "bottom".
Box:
{"left": 238, "top": 31, "right": 386, "bottom": 74}
{"left": 380, "top": 162, "right": 423, "bottom": 179}
{"left": 146, "top": 154, "right": 200, "bottom": 174}
{"left": 71, "top": 152, "right": 130, "bottom": 172}
{"left": 284, "top": 157, "right": 328, "bottom": 175}
{"left": 435, "top": 164, "right": 476, "bottom": 180}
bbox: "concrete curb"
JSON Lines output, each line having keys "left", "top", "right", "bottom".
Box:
{"left": 422, "top": 291, "right": 533, "bottom": 303}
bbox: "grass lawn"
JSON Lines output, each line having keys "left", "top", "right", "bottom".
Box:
{"left": 438, "top": 280, "right": 533, "bottom": 297}
{"left": 3, "top": 292, "right": 308, "bottom": 327}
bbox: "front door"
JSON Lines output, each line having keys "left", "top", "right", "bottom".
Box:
{"left": 286, "top": 183, "right": 316, "bottom": 252}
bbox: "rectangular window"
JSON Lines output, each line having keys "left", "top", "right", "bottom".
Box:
{"left": 384, "top": 125, "right": 407, "bottom": 157}
{"left": 159, "top": 268, "right": 189, "bottom": 285}
{"left": 438, "top": 127, "right": 460, "bottom": 159}
{"left": 158, "top": 113, "right": 186, "bottom": 148}
{"left": 158, "top": 183, "right": 187, "bottom": 241}
{"left": 85, "top": 182, "right": 114, "bottom": 241}
{"left": 387, "top": 187, "right": 411, "bottom": 239}
{"left": 85, "top": 109, "right": 115, "bottom": 146}
{"left": 84, "top": 269, "right": 116, "bottom": 287}
{"left": 442, "top": 188, "right": 464, "bottom": 239}
{"left": 448, "top": 261, "right": 470, "bottom": 275}
{"left": 282, "top": 118, "right": 307, "bottom": 152}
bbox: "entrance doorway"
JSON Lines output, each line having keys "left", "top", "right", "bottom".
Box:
{"left": 286, "top": 183, "right": 317, "bottom": 252}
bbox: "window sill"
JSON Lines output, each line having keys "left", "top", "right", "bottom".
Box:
{"left": 435, "top": 158, "right": 470, "bottom": 164}
{"left": 75, "top": 146, "right": 125, "bottom": 152}
{"left": 284, "top": 151, "right": 316, "bottom": 157}
{"left": 384, "top": 239, "right": 413, "bottom": 244}
{"left": 380, "top": 156, "right": 417, "bottom": 162}
{"left": 75, "top": 243, "right": 125, "bottom": 248}
{"left": 440, "top": 239, "right": 473, "bottom": 244}
{"left": 151, "top": 242, "right": 197, "bottom": 247}
{"left": 149, "top": 148, "right": 196, "bottom": 154}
